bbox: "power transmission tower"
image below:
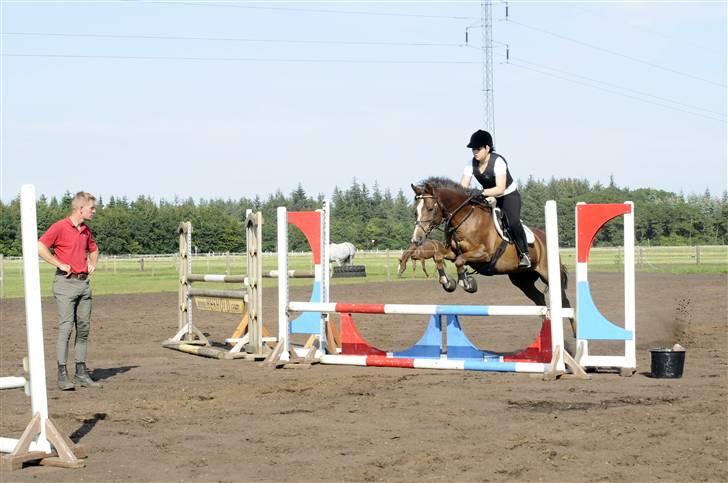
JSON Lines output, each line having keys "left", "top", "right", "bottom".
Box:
{"left": 481, "top": 0, "right": 495, "bottom": 136}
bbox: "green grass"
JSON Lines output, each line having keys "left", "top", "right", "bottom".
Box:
{"left": 1, "top": 246, "right": 725, "bottom": 298}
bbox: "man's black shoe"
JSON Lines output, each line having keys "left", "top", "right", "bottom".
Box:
{"left": 75, "top": 362, "right": 102, "bottom": 388}
{"left": 57, "top": 364, "right": 75, "bottom": 391}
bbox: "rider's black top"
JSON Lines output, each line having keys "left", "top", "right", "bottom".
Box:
{"left": 472, "top": 152, "right": 514, "bottom": 191}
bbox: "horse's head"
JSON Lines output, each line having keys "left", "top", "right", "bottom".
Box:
{"left": 411, "top": 177, "right": 473, "bottom": 244}
{"left": 410, "top": 181, "right": 445, "bottom": 244}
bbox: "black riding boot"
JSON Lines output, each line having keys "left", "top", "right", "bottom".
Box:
{"left": 75, "top": 362, "right": 102, "bottom": 388}
{"left": 516, "top": 238, "right": 531, "bottom": 269}
{"left": 57, "top": 363, "right": 75, "bottom": 391}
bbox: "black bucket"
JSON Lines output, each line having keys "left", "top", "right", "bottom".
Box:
{"left": 649, "top": 348, "right": 686, "bottom": 378}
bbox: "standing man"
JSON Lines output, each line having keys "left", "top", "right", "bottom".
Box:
{"left": 38, "top": 191, "right": 101, "bottom": 390}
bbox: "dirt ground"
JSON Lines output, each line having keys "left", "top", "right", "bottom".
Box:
{"left": 1, "top": 272, "right": 726, "bottom": 482}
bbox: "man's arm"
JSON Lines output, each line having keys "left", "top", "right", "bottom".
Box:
{"left": 37, "top": 241, "right": 71, "bottom": 274}
{"left": 88, "top": 249, "right": 99, "bottom": 275}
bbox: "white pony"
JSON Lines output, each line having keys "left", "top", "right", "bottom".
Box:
{"left": 329, "top": 242, "right": 356, "bottom": 266}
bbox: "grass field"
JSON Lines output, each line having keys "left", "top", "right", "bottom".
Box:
{"left": 1, "top": 246, "right": 725, "bottom": 298}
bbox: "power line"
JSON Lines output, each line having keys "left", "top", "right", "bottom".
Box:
{"left": 511, "top": 57, "right": 724, "bottom": 117}
{"left": 568, "top": 3, "right": 723, "bottom": 55}
{"left": 1, "top": 52, "right": 479, "bottom": 65}
{"left": 507, "top": 59, "right": 726, "bottom": 123}
{"left": 506, "top": 19, "right": 726, "bottom": 88}
{"left": 0, "top": 31, "right": 465, "bottom": 49}
{"left": 140, "top": 1, "right": 476, "bottom": 21}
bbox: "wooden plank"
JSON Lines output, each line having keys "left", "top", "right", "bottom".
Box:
{"left": 326, "top": 319, "right": 341, "bottom": 353}
{"left": 188, "top": 288, "right": 246, "bottom": 299}
{"left": 262, "top": 341, "right": 285, "bottom": 368}
{"left": 194, "top": 297, "right": 245, "bottom": 314}
{"left": 0, "top": 414, "right": 85, "bottom": 471}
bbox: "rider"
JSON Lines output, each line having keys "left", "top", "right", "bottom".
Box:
{"left": 459, "top": 129, "right": 531, "bottom": 269}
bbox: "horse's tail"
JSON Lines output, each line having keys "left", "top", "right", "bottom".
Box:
{"left": 560, "top": 263, "right": 569, "bottom": 290}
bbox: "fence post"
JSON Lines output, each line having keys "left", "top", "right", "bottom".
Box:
{"left": 696, "top": 245, "right": 701, "bottom": 265}
{"left": 385, "top": 249, "right": 390, "bottom": 281}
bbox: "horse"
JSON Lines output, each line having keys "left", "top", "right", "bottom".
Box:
{"left": 330, "top": 242, "right": 356, "bottom": 266}
{"left": 410, "top": 177, "right": 572, "bottom": 318}
{"left": 397, "top": 239, "right": 449, "bottom": 278}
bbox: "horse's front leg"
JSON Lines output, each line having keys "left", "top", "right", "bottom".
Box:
{"left": 434, "top": 251, "right": 457, "bottom": 292}
{"left": 455, "top": 248, "right": 490, "bottom": 293}
{"left": 453, "top": 254, "right": 478, "bottom": 293}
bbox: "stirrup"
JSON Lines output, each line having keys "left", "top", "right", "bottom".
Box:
{"left": 519, "top": 254, "right": 531, "bottom": 268}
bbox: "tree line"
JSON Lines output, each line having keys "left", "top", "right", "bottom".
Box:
{"left": 1, "top": 177, "right": 726, "bottom": 256}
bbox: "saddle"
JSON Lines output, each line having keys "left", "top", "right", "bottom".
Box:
{"left": 492, "top": 208, "right": 535, "bottom": 245}
{"left": 470, "top": 196, "right": 534, "bottom": 245}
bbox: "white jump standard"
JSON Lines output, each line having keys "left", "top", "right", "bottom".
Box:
{"left": 574, "top": 202, "right": 636, "bottom": 375}
{"left": 0, "top": 184, "right": 85, "bottom": 471}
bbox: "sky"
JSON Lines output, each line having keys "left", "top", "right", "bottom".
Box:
{"left": 1, "top": 1, "right": 726, "bottom": 204}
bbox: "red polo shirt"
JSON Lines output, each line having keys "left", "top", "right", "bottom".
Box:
{"left": 39, "top": 218, "right": 98, "bottom": 274}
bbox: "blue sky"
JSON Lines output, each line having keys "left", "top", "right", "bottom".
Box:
{"left": 1, "top": 1, "right": 726, "bottom": 203}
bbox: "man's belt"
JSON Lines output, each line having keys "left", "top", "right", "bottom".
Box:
{"left": 56, "top": 270, "right": 88, "bottom": 280}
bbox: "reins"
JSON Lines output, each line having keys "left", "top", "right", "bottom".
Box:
{"left": 414, "top": 194, "right": 444, "bottom": 241}
{"left": 415, "top": 192, "right": 480, "bottom": 249}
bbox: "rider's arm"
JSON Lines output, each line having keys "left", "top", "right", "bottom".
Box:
{"left": 481, "top": 175, "right": 506, "bottom": 197}
{"left": 460, "top": 165, "right": 473, "bottom": 188}
{"left": 480, "top": 157, "right": 507, "bottom": 197}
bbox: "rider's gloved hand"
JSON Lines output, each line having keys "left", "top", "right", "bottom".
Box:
{"left": 469, "top": 189, "right": 483, "bottom": 198}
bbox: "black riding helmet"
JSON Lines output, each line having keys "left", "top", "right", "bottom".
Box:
{"left": 466, "top": 129, "right": 494, "bottom": 151}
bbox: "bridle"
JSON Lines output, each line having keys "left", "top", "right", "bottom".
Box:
{"left": 413, "top": 194, "right": 442, "bottom": 240}
{"left": 414, "top": 191, "right": 479, "bottom": 244}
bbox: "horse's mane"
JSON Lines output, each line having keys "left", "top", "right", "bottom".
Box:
{"left": 417, "top": 176, "right": 470, "bottom": 195}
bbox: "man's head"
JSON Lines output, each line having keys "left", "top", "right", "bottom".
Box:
{"left": 72, "top": 191, "right": 97, "bottom": 222}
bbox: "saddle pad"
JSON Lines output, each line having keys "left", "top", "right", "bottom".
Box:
{"left": 492, "top": 208, "right": 535, "bottom": 245}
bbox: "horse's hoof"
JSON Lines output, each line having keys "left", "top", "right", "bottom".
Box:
{"left": 442, "top": 280, "right": 457, "bottom": 292}
{"left": 464, "top": 277, "right": 478, "bottom": 293}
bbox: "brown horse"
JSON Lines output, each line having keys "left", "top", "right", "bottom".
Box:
{"left": 410, "top": 177, "right": 572, "bottom": 313}
{"left": 398, "top": 239, "right": 449, "bottom": 278}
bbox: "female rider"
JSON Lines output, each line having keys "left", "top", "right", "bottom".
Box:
{"left": 459, "top": 129, "right": 531, "bottom": 269}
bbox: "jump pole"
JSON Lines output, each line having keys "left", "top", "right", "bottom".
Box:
{"left": 0, "top": 184, "right": 85, "bottom": 470}
{"left": 278, "top": 200, "right": 570, "bottom": 374}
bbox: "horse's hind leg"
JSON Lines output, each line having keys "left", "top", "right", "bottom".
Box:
{"left": 508, "top": 272, "right": 546, "bottom": 306}
{"left": 422, "top": 259, "right": 429, "bottom": 278}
